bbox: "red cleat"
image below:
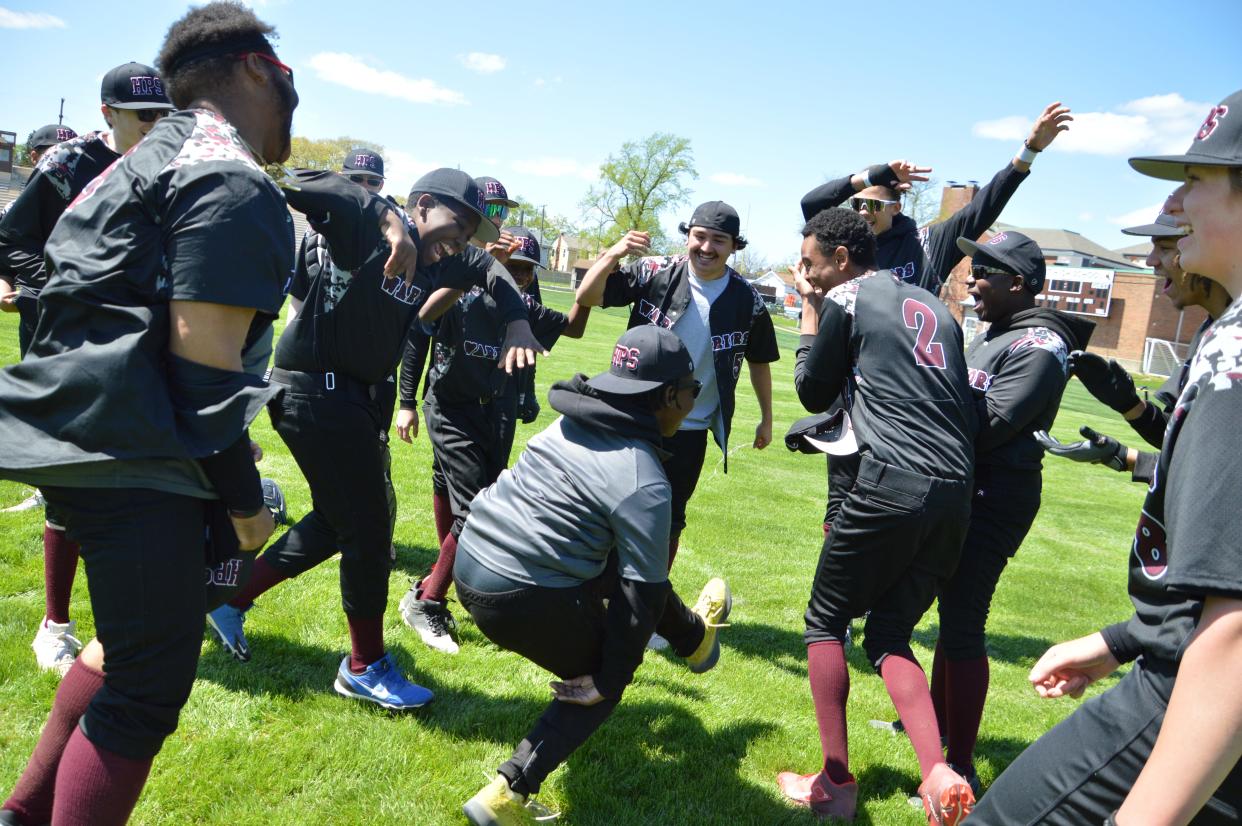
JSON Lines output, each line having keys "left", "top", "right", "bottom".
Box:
{"left": 776, "top": 770, "right": 858, "bottom": 821}
{"left": 919, "top": 762, "right": 975, "bottom": 826}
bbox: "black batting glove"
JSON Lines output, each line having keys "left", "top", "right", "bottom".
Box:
{"left": 1067, "top": 351, "right": 1142, "bottom": 415}
{"left": 1033, "top": 426, "right": 1129, "bottom": 472}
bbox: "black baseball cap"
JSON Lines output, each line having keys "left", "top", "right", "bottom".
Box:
{"left": 27, "top": 124, "right": 77, "bottom": 152}
{"left": 503, "top": 226, "right": 541, "bottom": 266}
{"left": 408, "top": 168, "right": 500, "bottom": 243}
{"left": 681, "top": 200, "right": 741, "bottom": 237}
{"left": 785, "top": 409, "right": 857, "bottom": 456}
{"left": 342, "top": 147, "right": 384, "bottom": 179}
{"left": 1130, "top": 89, "right": 1242, "bottom": 180}
{"left": 957, "top": 230, "right": 1047, "bottom": 293}
{"left": 586, "top": 326, "right": 694, "bottom": 396}
{"left": 1121, "top": 211, "right": 1186, "bottom": 239}
{"left": 100, "top": 62, "right": 173, "bottom": 110}
{"left": 476, "top": 175, "right": 519, "bottom": 207}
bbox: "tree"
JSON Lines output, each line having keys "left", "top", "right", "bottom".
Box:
{"left": 902, "top": 178, "right": 941, "bottom": 228}
{"left": 730, "top": 247, "right": 771, "bottom": 278}
{"left": 284, "top": 136, "right": 384, "bottom": 172}
{"left": 507, "top": 195, "right": 578, "bottom": 244}
{"left": 580, "top": 132, "right": 696, "bottom": 249}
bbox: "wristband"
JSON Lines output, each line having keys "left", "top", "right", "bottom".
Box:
{"left": 198, "top": 433, "right": 264, "bottom": 514}
{"left": 862, "top": 163, "right": 900, "bottom": 191}
{"left": 1017, "top": 142, "right": 1039, "bottom": 165}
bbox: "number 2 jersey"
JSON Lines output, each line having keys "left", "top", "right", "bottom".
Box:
{"left": 795, "top": 270, "right": 976, "bottom": 481}
{"left": 1126, "top": 295, "right": 1242, "bottom": 667}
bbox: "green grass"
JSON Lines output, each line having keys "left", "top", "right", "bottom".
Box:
{"left": 0, "top": 291, "right": 1147, "bottom": 825}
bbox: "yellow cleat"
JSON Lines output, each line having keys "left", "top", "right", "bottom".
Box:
{"left": 685, "top": 577, "right": 731, "bottom": 674}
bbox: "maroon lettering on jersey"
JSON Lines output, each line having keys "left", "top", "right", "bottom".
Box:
{"left": 901, "top": 298, "right": 947, "bottom": 370}
{"left": 1132, "top": 509, "right": 1168, "bottom": 581}
{"left": 638, "top": 298, "right": 673, "bottom": 328}
{"left": 967, "top": 367, "right": 993, "bottom": 392}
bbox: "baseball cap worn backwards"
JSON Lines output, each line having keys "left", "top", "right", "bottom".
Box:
{"left": 27, "top": 124, "right": 78, "bottom": 152}
{"left": 409, "top": 168, "right": 500, "bottom": 244}
{"left": 957, "top": 230, "right": 1047, "bottom": 294}
{"left": 586, "top": 326, "right": 694, "bottom": 396}
{"left": 1130, "top": 89, "right": 1242, "bottom": 180}
{"left": 503, "top": 226, "right": 542, "bottom": 266}
{"left": 1122, "top": 211, "right": 1187, "bottom": 239}
{"left": 476, "top": 175, "right": 519, "bottom": 207}
{"left": 342, "top": 148, "right": 384, "bottom": 179}
{"left": 684, "top": 200, "right": 742, "bottom": 238}
{"left": 101, "top": 62, "right": 174, "bottom": 110}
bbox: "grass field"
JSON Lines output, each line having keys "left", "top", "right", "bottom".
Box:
{"left": 0, "top": 289, "right": 1149, "bottom": 825}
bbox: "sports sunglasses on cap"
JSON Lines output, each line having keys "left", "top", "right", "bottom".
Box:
{"left": 970, "top": 264, "right": 1018, "bottom": 280}
{"left": 849, "top": 197, "right": 898, "bottom": 213}
{"left": 484, "top": 203, "right": 510, "bottom": 221}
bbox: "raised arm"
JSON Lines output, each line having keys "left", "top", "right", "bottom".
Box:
{"left": 574, "top": 231, "right": 650, "bottom": 307}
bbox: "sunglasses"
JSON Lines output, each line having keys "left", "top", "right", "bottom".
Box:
{"left": 237, "top": 51, "right": 294, "bottom": 84}
{"left": 121, "top": 108, "right": 170, "bottom": 123}
{"left": 350, "top": 176, "right": 383, "bottom": 187}
{"left": 677, "top": 379, "right": 703, "bottom": 398}
{"left": 849, "top": 197, "right": 898, "bottom": 213}
{"left": 484, "top": 203, "right": 510, "bottom": 220}
{"left": 970, "top": 264, "right": 1017, "bottom": 280}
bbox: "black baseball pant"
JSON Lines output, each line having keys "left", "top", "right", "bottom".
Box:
{"left": 424, "top": 395, "right": 507, "bottom": 538}
{"left": 41, "top": 486, "right": 208, "bottom": 760}
{"left": 805, "top": 455, "right": 971, "bottom": 670}
{"left": 663, "top": 427, "right": 710, "bottom": 537}
{"left": 937, "top": 466, "right": 1042, "bottom": 660}
{"left": 454, "top": 556, "right": 705, "bottom": 795}
{"left": 970, "top": 658, "right": 1241, "bottom": 824}
{"left": 261, "top": 370, "right": 393, "bottom": 617}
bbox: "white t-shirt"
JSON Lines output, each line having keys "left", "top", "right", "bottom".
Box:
{"left": 673, "top": 267, "right": 729, "bottom": 430}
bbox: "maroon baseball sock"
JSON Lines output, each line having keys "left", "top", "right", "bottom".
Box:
{"left": 944, "top": 655, "right": 989, "bottom": 769}
{"left": 431, "top": 491, "right": 452, "bottom": 548}
{"left": 43, "top": 526, "right": 79, "bottom": 625}
{"left": 51, "top": 728, "right": 152, "bottom": 826}
{"left": 4, "top": 660, "right": 104, "bottom": 823}
{"left": 807, "top": 641, "right": 853, "bottom": 785}
{"left": 347, "top": 615, "right": 386, "bottom": 674}
{"left": 930, "top": 640, "right": 948, "bottom": 734}
{"left": 228, "top": 556, "right": 287, "bottom": 609}
{"left": 420, "top": 532, "right": 457, "bottom": 603}
{"left": 666, "top": 533, "right": 681, "bottom": 571}
{"left": 879, "top": 652, "right": 944, "bottom": 779}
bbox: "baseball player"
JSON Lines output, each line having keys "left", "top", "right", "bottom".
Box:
{"left": 0, "top": 5, "right": 297, "bottom": 821}
{"left": 968, "top": 87, "right": 1242, "bottom": 826}
{"left": 575, "top": 201, "right": 779, "bottom": 574}
{"left": 0, "top": 63, "right": 172, "bottom": 677}
{"left": 397, "top": 225, "right": 589, "bottom": 654}
{"left": 1037, "top": 206, "right": 1233, "bottom": 483}
{"left": 799, "top": 102, "right": 1071, "bottom": 542}
{"left": 206, "top": 168, "right": 543, "bottom": 710}
{"left": 922, "top": 230, "right": 1095, "bottom": 793}
{"left": 777, "top": 207, "right": 977, "bottom": 824}
{"left": 454, "top": 325, "right": 730, "bottom": 826}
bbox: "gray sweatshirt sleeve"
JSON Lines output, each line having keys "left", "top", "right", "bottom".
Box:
{"left": 609, "top": 482, "right": 673, "bottom": 582}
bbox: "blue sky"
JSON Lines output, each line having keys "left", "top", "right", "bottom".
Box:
{"left": 3, "top": 0, "right": 1240, "bottom": 266}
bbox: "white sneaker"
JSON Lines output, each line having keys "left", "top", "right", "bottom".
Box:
{"left": 2, "top": 490, "right": 45, "bottom": 513}
{"left": 398, "top": 585, "right": 461, "bottom": 654}
{"left": 32, "top": 618, "right": 83, "bottom": 675}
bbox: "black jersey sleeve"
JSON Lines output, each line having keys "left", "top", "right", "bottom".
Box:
{"left": 399, "top": 326, "right": 431, "bottom": 410}
{"left": 600, "top": 259, "right": 652, "bottom": 309}
{"left": 1163, "top": 379, "right": 1242, "bottom": 600}
{"left": 0, "top": 166, "right": 65, "bottom": 287}
{"left": 526, "top": 295, "right": 569, "bottom": 351}
{"left": 284, "top": 170, "right": 394, "bottom": 272}
{"left": 976, "top": 344, "right": 1065, "bottom": 452}
{"left": 924, "top": 162, "right": 1029, "bottom": 288}
{"left": 1127, "top": 403, "right": 1169, "bottom": 450}
{"left": 795, "top": 300, "right": 853, "bottom": 413}
{"left": 165, "top": 168, "right": 289, "bottom": 315}
{"left": 800, "top": 174, "right": 858, "bottom": 221}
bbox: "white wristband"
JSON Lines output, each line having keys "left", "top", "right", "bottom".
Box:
{"left": 860, "top": 168, "right": 873, "bottom": 187}
{"left": 1017, "top": 143, "right": 1039, "bottom": 165}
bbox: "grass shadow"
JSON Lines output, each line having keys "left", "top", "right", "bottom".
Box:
{"left": 390, "top": 542, "right": 440, "bottom": 579}
{"left": 197, "top": 632, "right": 343, "bottom": 701}
{"left": 909, "top": 625, "right": 1054, "bottom": 667}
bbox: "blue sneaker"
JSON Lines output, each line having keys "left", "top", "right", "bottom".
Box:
{"left": 207, "top": 603, "right": 251, "bottom": 662}
{"left": 333, "top": 653, "right": 433, "bottom": 710}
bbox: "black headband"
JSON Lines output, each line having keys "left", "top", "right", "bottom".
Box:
{"left": 162, "top": 34, "right": 274, "bottom": 76}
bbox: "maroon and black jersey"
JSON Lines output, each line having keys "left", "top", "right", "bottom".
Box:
{"left": 966, "top": 308, "right": 1094, "bottom": 470}
{"left": 795, "top": 271, "right": 976, "bottom": 480}
{"left": 1125, "top": 297, "right": 1242, "bottom": 666}
{"left": 0, "top": 131, "right": 120, "bottom": 297}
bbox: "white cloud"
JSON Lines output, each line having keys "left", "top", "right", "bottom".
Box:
{"left": 708, "top": 172, "right": 763, "bottom": 187}
{"left": 460, "top": 52, "right": 506, "bottom": 74}
{"left": 382, "top": 148, "right": 438, "bottom": 198}
{"left": 1108, "top": 202, "right": 1164, "bottom": 228}
{"left": 512, "top": 157, "right": 598, "bottom": 181}
{"left": 534, "top": 78, "right": 546, "bottom": 87}
{"left": 308, "top": 53, "right": 465, "bottom": 105}
{"left": 0, "top": 8, "right": 65, "bottom": 28}
{"left": 971, "top": 93, "right": 1213, "bottom": 156}
{"left": 1078, "top": 212, "right": 1095, "bottom": 222}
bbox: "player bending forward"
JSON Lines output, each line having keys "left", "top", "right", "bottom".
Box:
{"left": 456, "top": 325, "right": 730, "bottom": 826}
